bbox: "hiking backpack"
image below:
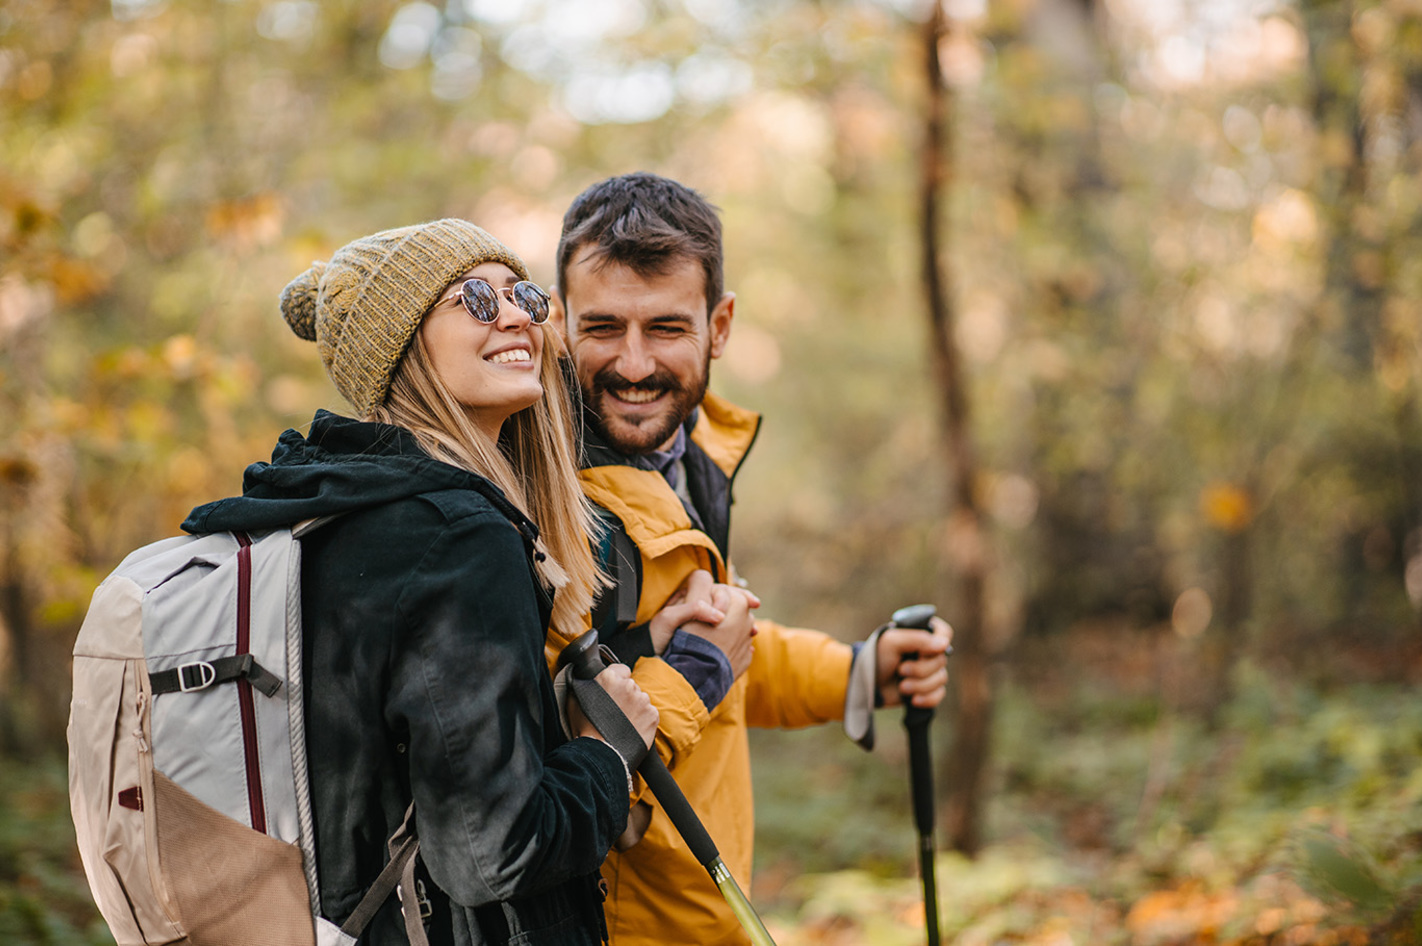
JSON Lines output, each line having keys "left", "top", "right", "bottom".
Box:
{"left": 67, "top": 523, "right": 425, "bottom": 946}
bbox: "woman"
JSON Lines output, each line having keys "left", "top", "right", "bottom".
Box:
{"left": 182, "top": 219, "right": 657, "bottom": 945}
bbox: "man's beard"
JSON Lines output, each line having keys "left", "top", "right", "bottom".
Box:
{"left": 585, "top": 359, "right": 710, "bottom": 456}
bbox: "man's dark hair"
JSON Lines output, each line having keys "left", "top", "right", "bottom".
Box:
{"left": 556, "top": 172, "right": 724, "bottom": 314}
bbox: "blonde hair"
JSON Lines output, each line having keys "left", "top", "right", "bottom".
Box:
{"left": 370, "top": 327, "right": 602, "bottom": 640}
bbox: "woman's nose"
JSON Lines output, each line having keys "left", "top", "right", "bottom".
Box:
{"left": 494, "top": 293, "right": 531, "bottom": 328}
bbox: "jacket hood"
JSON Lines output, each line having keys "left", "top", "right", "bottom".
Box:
{"left": 182, "top": 409, "right": 533, "bottom": 537}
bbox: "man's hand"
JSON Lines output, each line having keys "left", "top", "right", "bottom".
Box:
{"left": 876, "top": 617, "right": 952, "bottom": 709}
{"left": 680, "top": 583, "right": 761, "bottom": 680}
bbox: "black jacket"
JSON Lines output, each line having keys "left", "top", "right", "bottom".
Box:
{"left": 184, "top": 411, "right": 628, "bottom": 946}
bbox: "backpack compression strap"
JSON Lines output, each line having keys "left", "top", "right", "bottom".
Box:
{"left": 149, "top": 654, "right": 282, "bottom": 697}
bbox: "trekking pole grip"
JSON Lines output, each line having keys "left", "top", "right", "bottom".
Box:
{"left": 558, "top": 630, "right": 779, "bottom": 946}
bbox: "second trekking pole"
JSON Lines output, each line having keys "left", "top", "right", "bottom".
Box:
{"left": 892, "top": 603, "right": 944, "bottom": 946}
{"left": 557, "top": 630, "right": 778, "bottom": 946}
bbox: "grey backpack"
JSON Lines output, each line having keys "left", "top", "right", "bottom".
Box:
{"left": 67, "top": 524, "right": 427, "bottom": 946}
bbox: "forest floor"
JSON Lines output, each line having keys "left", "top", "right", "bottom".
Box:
{"left": 2, "top": 626, "right": 1420, "bottom": 945}
{"left": 749, "top": 625, "right": 1422, "bottom": 945}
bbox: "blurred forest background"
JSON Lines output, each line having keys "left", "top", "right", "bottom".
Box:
{"left": 3, "top": 0, "right": 1421, "bottom": 943}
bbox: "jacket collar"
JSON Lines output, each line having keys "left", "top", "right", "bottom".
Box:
{"left": 689, "top": 390, "right": 760, "bottom": 480}
{"left": 578, "top": 392, "right": 760, "bottom": 562}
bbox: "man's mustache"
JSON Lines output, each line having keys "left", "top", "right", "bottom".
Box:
{"left": 592, "top": 367, "right": 684, "bottom": 396}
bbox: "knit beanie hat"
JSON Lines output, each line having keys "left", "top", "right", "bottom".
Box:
{"left": 280, "top": 218, "right": 530, "bottom": 416}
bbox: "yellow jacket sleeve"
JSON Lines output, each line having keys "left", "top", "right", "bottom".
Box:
{"left": 629, "top": 655, "right": 710, "bottom": 770}
{"left": 742, "top": 619, "right": 854, "bottom": 729}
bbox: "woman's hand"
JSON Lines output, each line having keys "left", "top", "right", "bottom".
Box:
{"left": 679, "top": 584, "right": 761, "bottom": 680}
{"left": 569, "top": 663, "right": 660, "bottom": 750}
{"left": 647, "top": 569, "right": 725, "bottom": 653}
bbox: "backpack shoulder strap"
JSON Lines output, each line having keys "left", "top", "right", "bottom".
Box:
{"left": 591, "top": 511, "right": 641, "bottom": 634}
{"left": 590, "top": 511, "right": 656, "bottom": 665}
{"left": 338, "top": 803, "right": 429, "bottom": 946}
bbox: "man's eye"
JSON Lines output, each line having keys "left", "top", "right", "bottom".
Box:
{"left": 582, "top": 323, "right": 620, "bottom": 337}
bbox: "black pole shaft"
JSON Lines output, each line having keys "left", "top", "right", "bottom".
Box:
{"left": 639, "top": 752, "right": 717, "bottom": 867}
{"left": 894, "top": 605, "right": 942, "bottom": 946}
{"left": 905, "top": 717, "right": 940, "bottom": 946}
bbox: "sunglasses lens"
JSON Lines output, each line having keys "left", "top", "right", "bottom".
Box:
{"left": 461, "top": 280, "right": 499, "bottom": 323}
{"left": 513, "top": 282, "right": 550, "bottom": 324}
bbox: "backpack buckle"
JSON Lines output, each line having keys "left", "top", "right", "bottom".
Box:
{"left": 177, "top": 661, "right": 218, "bottom": 692}
{"left": 397, "top": 878, "right": 433, "bottom": 922}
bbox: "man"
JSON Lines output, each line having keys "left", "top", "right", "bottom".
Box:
{"left": 548, "top": 172, "right": 952, "bottom": 945}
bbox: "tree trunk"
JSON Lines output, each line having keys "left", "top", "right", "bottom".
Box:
{"left": 1301, "top": 1, "right": 1422, "bottom": 627}
{"left": 0, "top": 516, "right": 33, "bottom": 757}
{"left": 918, "top": 3, "right": 992, "bottom": 857}
{"left": 1196, "top": 525, "right": 1251, "bottom": 725}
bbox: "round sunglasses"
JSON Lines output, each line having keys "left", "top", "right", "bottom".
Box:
{"left": 459, "top": 278, "right": 551, "bottom": 325}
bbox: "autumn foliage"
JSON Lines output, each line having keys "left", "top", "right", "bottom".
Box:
{"left": 2, "top": 1, "right": 1420, "bottom": 943}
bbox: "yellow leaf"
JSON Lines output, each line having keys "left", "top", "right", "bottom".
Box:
{"left": 1201, "top": 482, "right": 1253, "bottom": 533}
{"left": 46, "top": 255, "right": 110, "bottom": 304}
{"left": 205, "top": 193, "right": 284, "bottom": 250}
{"left": 162, "top": 334, "right": 199, "bottom": 379}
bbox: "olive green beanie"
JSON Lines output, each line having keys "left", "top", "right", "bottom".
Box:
{"left": 280, "top": 218, "right": 530, "bottom": 416}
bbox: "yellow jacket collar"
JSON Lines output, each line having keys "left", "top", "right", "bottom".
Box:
{"left": 690, "top": 390, "right": 760, "bottom": 479}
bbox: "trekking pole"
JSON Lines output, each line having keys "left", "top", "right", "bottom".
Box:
{"left": 892, "top": 604, "right": 944, "bottom": 946}
{"left": 558, "top": 631, "right": 778, "bottom": 946}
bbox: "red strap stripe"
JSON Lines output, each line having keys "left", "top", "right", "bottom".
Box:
{"left": 234, "top": 531, "right": 266, "bottom": 834}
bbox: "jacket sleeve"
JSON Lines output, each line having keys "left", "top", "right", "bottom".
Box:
{"left": 631, "top": 656, "right": 710, "bottom": 771}
{"left": 386, "top": 508, "right": 629, "bottom": 907}
{"left": 742, "top": 619, "right": 855, "bottom": 729}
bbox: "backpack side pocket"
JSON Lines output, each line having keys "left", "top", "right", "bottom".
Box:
{"left": 69, "top": 645, "right": 184, "bottom": 945}
{"left": 152, "top": 771, "right": 314, "bottom": 946}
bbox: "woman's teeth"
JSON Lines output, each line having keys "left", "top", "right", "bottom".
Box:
{"left": 487, "top": 349, "right": 531, "bottom": 364}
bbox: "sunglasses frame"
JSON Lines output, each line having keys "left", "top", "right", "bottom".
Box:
{"left": 459, "top": 278, "right": 551, "bottom": 325}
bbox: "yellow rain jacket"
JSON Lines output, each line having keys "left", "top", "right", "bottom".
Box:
{"left": 551, "top": 391, "right": 855, "bottom": 946}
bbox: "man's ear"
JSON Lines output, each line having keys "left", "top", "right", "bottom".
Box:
{"left": 540, "top": 288, "right": 573, "bottom": 358}
{"left": 709, "top": 291, "right": 734, "bottom": 359}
